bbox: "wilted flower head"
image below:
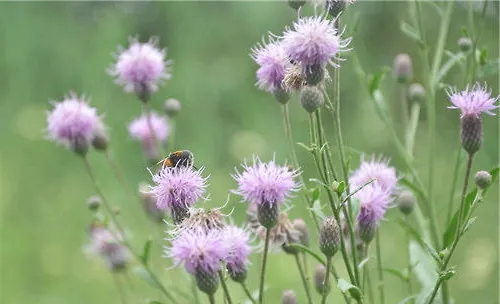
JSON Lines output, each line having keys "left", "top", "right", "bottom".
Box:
{"left": 355, "top": 185, "right": 391, "bottom": 243}
{"left": 88, "top": 227, "right": 128, "bottom": 271}
{"left": 282, "top": 16, "right": 350, "bottom": 67}
{"left": 447, "top": 83, "right": 499, "bottom": 117}
{"left": 151, "top": 166, "right": 207, "bottom": 211}
{"left": 46, "top": 94, "right": 102, "bottom": 155}
{"left": 247, "top": 206, "right": 300, "bottom": 249}
{"left": 168, "top": 228, "right": 227, "bottom": 275}
{"left": 223, "top": 225, "right": 252, "bottom": 279}
{"left": 128, "top": 112, "right": 169, "bottom": 159}
{"left": 251, "top": 37, "right": 291, "bottom": 93}
{"left": 176, "top": 208, "right": 226, "bottom": 234}
{"left": 233, "top": 157, "right": 299, "bottom": 206}
{"left": 110, "top": 38, "right": 171, "bottom": 99}
{"left": 349, "top": 156, "right": 397, "bottom": 193}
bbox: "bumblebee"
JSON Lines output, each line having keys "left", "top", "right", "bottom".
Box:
{"left": 161, "top": 150, "right": 194, "bottom": 169}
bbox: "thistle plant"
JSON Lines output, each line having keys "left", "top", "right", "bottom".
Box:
{"left": 40, "top": 2, "right": 498, "bottom": 304}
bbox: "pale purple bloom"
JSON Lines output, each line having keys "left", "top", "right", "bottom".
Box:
{"left": 128, "top": 112, "right": 169, "bottom": 158}
{"left": 355, "top": 185, "right": 391, "bottom": 230}
{"left": 110, "top": 38, "right": 171, "bottom": 94}
{"left": 251, "top": 37, "right": 291, "bottom": 93}
{"left": 169, "top": 228, "right": 227, "bottom": 274}
{"left": 349, "top": 156, "right": 397, "bottom": 193}
{"left": 223, "top": 226, "right": 252, "bottom": 274}
{"left": 46, "top": 94, "right": 101, "bottom": 149}
{"left": 233, "top": 157, "right": 299, "bottom": 205}
{"left": 88, "top": 227, "right": 128, "bottom": 271}
{"left": 151, "top": 166, "right": 207, "bottom": 210}
{"left": 282, "top": 16, "right": 350, "bottom": 67}
{"left": 447, "top": 83, "right": 499, "bottom": 117}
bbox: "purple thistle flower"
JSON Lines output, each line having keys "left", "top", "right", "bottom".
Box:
{"left": 447, "top": 83, "right": 499, "bottom": 117}
{"left": 109, "top": 38, "right": 171, "bottom": 96}
{"left": 251, "top": 37, "right": 291, "bottom": 93}
{"left": 349, "top": 156, "right": 397, "bottom": 193}
{"left": 355, "top": 185, "right": 391, "bottom": 243}
{"left": 46, "top": 93, "right": 102, "bottom": 152}
{"left": 223, "top": 226, "right": 252, "bottom": 275}
{"left": 232, "top": 157, "right": 299, "bottom": 206}
{"left": 151, "top": 166, "right": 207, "bottom": 211}
{"left": 88, "top": 227, "right": 129, "bottom": 271}
{"left": 128, "top": 112, "right": 169, "bottom": 159}
{"left": 168, "top": 228, "right": 227, "bottom": 274}
{"left": 282, "top": 16, "right": 350, "bottom": 67}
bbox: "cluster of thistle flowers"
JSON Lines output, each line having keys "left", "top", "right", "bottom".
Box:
{"left": 45, "top": 37, "right": 183, "bottom": 270}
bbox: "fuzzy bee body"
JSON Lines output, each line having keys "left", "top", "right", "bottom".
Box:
{"left": 161, "top": 150, "right": 194, "bottom": 169}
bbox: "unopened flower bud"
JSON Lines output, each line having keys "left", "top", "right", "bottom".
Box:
{"left": 87, "top": 195, "right": 101, "bottom": 211}
{"left": 163, "top": 98, "right": 182, "bottom": 117}
{"left": 71, "top": 136, "right": 89, "bottom": 156}
{"left": 460, "top": 114, "right": 483, "bottom": 155}
{"left": 458, "top": 37, "right": 472, "bottom": 53}
{"left": 293, "top": 218, "right": 310, "bottom": 247}
{"left": 314, "top": 264, "right": 331, "bottom": 295}
{"left": 103, "top": 243, "right": 128, "bottom": 271}
{"left": 325, "top": 0, "right": 346, "bottom": 17}
{"left": 393, "top": 53, "right": 413, "bottom": 84}
{"left": 135, "top": 83, "right": 151, "bottom": 103}
{"left": 300, "top": 85, "right": 324, "bottom": 113}
{"left": 274, "top": 88, "right": 291, "bottom": 104}
{"left": 319, "top": 216, "right": 340, "bottom": 257}
{"left": 475, "top": 170, "right": 492, "bottom": 189}
{"left": 408, "top": 83, "right": 426, "bottom": 104}
{"left": 282, "top": 290, "right": 298, "bottom": 304}
{"left": 91, "top": 131, "right": 109, "bottom": 151}
{"left": 228, "top": 267, "right": 247, "bottom": 283}
{"left": 195, "top": 269, "right": 219, "bottom": 295}
{"left": 357, "top": 220, "right": 376, "bottom": 244}
{"left": 304, "top": 64, "right": 325, "bottom": 86}
{"left": 397, "top": 190, "right": 416, "bottom": 215}
{"left": 288, "top": 0, "right": 305, "bottom": 10}
{"left": 257, "top": 202, "right": 280, "bottom": 229}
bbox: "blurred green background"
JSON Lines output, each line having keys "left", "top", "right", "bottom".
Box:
{"left": 1, "top": 2, "right": 498, "bottom": 304}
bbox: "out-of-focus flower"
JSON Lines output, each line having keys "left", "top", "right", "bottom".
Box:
{"left": 128, "top": 112, "right": 169, "bottom": 160}
{"left": 46, "top": 93, "right": 102, "bottom": 156}
{"left": 163, "top": 98, "right": 182, "bottom": 117}
{"left": 138, "top": 183, "right": 165, "bottom": 222}
{"left": 349, "top": 156, "right": 397, "bottom": 193}
{"left": 223, "top": 225, "right": 252, "bottom": 282}
{"left": 392, "top": 53, "right": 413, "bottom": 84}
{"left": 88, "top": 227, "right": 128, "bottom": 271}
{"left": 355, "top": 185, "right": 392, "bottom": 243}
{"left": 109, "top": 38, "right": 171, "bottom": 101}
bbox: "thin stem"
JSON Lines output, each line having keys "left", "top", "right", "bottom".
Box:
{"left": 82, "top": 157, "right": 178, "bottom": 304}
{"left": 241, "top": 282, "right": 257, "bottom": 304}
{"left": 113, "top": 275, "right": 128, "bottom": 304}
{"left": 446, "top": 147, "right": 462, "bottom": 224}
{"left": 400, "top": 84, "right": 409, "bottom": 134}
{"left": 405, "top": 103, "right": 421, "bottom": 159}
{"left": 405, "top": 215, "right": 414, "bottom": 304}
{"left": 321, "top": 256, "right": 332, "bottom": 304}
{"left": 375, "top": 232, "right": 385, "bottom": 304}
{"left": 331, "top": 265, "right": 351, "bottom": 304}
{"left": 366, "top": 270, "right": 375, "bottom": 304}
{"left": 208, "top": 294, "right": 216, "bottom": 304}
{"left": 219, "top": 271, "right": 233, "bottom": 304}
{"left": 282, "top": 104, "right": 320, "bottom": 230}
{"left": 294, "top": 254, "right": 313, "bottom": 304}
{"left": 258, "top": 229, "right": 271, "bottom": 304}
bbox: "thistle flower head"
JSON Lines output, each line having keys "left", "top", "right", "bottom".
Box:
{"left": 349, "top": 156, "right": 397, "bottom": 193}
{"left": 168, "top": 228, "right": 227, "bottom": 274}
{"left": 282, "top": 16, "right": 350, "bottom": 67}
{"left": 88, "top": 227, "right": 128, "bottom": 271}
{"left": 251, "top": 37, "right": 291, "bottom": 93}
{"left": 223, "top": 226, "right": 252, "bottom": 276}
{"left": 176, "top": 208, "right": 226, "bottom": 234}
{"left": 447, "top": 83, "right": 499, "bottom": 117}
{"left": 110, "top": 38, "right": 171, "bottom": 97}
{"left": 128, "top": 112, "right": 169, "bottom": 160}
{"left": 46, "top": 94, "right": 102, "bottom": 154}
{"left": 247, "top": 206, "right": 300, "bottom": 249}
{"left": 151, "top": 166, "right": 207, "bottom": 211}
{"left": 355, "top": 185, "right": 391, "bottom": 243}
{"left": 233, "top": 157, "right": 299, "bottom": 206}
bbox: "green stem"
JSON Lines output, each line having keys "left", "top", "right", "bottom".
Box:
{"left": 113, "top": 274, "right": 128, "bottom": 304}
{"left": 405, "top": 215, "right": 414, "bottom": 304}
{"left": 375, "top": 233, "right": 385, "bottom": 304}
{"left": 446, "top": 147, "right": 462, "bottom": 225}
{"left": 241, "top": 282, "right": 256, "bottom": 304}
{"left": 219, "top": 271, "right": 233, "bottom": 304}
{"left": 82, "top": 157, "right": 178, "bottom": 304}
{"left": 295, "top": 254, "right": 313, "bottom": 304}
{"left": 405, "top": 103, "right": 421, "bottom": 158}
{"left": 258, "top": 229, "right": 271, "bottom": 304}
{"left": 321, "top": 256, "right": 332, "bottom": 304}
{"left": 282, "top": 104, "right": 320, "bottom": 230}
{"left": 331, "top": 265, "right": 351, "bottom": 304}
{"left": 208, "top": 293, "right": 216, "bottom": 304}
{"left": 366, "top": 269, "right": 375, "bottom": 304}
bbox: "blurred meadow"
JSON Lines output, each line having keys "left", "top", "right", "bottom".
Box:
{"left": 1, "top": 1, "right": 498, "bottom": 304}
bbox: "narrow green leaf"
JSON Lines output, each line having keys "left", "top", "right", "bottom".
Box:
{"left": 297, "top": 142, "right": 312, "bottom": 152}
{"left": 309, "top": 198, "right": 326, "bottom": 219}
{"left": 368, "top": 68, "right": 389, "bottom": 96}
{"left": 383, "top": 267, "right": 407, "bottom": 282}
{"left": 400, "top": 21, "right": 421, "bottom": 44}
{"left": 337, "top": 279, "right": 362, "bottom": 300}
{"left": 358, "top": 257, "right": 370, "bottom": 270}
{"left": 461, "top": 216, "right": 477, "bottom": 235}
{"left": 311, "top": 188, "right": 321, "bottom": 201}
{"left": 436, "top": 52, "right": 465, "bottom": 82}
{"left": 141, "top": 239, "right": 153, "bottom": 265}
{"left": 442, "top": 167, "right": 499, "bottom": 248}
{"left": 478, "top": 48, "right": 488, "bottom": 66}
{"left": 286, "top": 243, "right": 326, "bottom": 266}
